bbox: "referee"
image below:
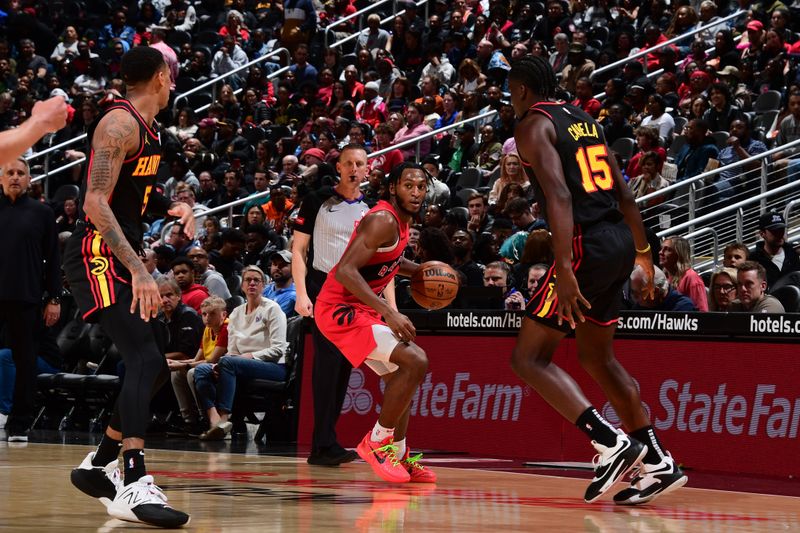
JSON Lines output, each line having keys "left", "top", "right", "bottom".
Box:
{"left": 0, "top": 157, "right": 62, "bottom": 441}
{"left": 292, "top": 144, "right": 370, "bottom": 465}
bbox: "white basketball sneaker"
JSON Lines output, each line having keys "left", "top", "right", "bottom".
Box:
{"left": 107, "top": 475, "right": 190, "bottom": 528}
{"left": 70, "top": 452, "right": 123, "bottom": 508}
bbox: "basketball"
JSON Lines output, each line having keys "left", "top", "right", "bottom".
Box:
{"left": 410, "top": 261, "right": 460, "bottom": 310}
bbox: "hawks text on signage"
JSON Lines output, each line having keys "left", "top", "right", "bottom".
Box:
{"left": 655, "top": 380, "right": 800, "bottom": 439}
{"left": 749, "top": 315, "right": 800, "bottom": 334}
{"left": 446, "top": 312, "right": 522, "bottom": 330}
{"left": 375, "top": 372, "right": 523, "bottom": 421}
{"left": 617, "top": 313, "right": 699, "bottom": 332}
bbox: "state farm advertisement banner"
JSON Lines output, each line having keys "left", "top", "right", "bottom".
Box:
{"left": 298, "top": 336, "right": 800, "bottom": 477}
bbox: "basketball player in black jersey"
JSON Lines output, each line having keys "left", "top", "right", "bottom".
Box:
{"left": 507, "top": 56, "right": 687, "bottom": 505}
{"left": 63, "top": 47, "right": 192, "bottom": 528}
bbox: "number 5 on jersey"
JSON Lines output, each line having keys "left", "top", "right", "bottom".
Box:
{"left": 575, "top": 145, "right": 613, "bottom": 193}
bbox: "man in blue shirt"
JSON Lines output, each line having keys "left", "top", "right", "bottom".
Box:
{"left": 263, "top": 250, "right": 296, "bottom": 316}
{"left": 705, "top": 119, "right": 767, "bottom": 207}
{"left": 675, "top": 119, "right": 719, "bottom": 182}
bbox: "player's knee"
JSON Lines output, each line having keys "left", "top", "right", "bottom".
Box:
{"left": 394, "top": 344, "right": 428, "bottom": 378}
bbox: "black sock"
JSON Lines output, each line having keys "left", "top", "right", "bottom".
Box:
{"left": 92, "top": 434, "right": 122, "bottom": 466}
{"left": 630, "top": 426, "right": 667, "bottom": 465}
{"left": 122, "top": 449, "right": 147, "bottom": 485}
{"left": 575, "top": 407, "right": 618, "bottom": 447}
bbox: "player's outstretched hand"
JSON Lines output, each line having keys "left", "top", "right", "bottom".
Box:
{"left": 549, "top": 269, "right": 590, "bottom": 329}
{"left": 31, "top": 96, "right": 68, "bottom": 133}
{"left": 634, "top": 250, "right": 656, "bottom": 303}
{"left": 168, "top": 202, "right": 196, "bottom": 239}
{"left": 131, "top": 271, "right": 160, "bottom": 321}
{"left": 295, "top": 293, "right": 314, "bottom": 317}
{"left": 386, "top": 310, "right": 416, "bottom": 343}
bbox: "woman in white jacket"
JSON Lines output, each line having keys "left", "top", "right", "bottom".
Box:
{"left": 194, "top": 265, "right": 288, "bottom": 440}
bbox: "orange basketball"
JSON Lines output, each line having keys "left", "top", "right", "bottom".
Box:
{"left": 410, "top": 261, "right": 460, "bottom": 310}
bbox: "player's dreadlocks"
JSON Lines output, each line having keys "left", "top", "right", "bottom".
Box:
{"left": 509, "top": 55, "right": 558, "bottom": 100}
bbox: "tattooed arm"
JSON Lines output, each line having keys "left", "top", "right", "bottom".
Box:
{"left": 82, "top": 109, "right": 161, "bottom": 321}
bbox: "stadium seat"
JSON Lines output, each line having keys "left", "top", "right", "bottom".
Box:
{"left": 770, "top": 285, "right": 800, "bottom": 312}
{"left": 753, "top": 90, "right": 781, "bottom": 114}
{"left": 233, "top": 315, "right": 306, "bottom": 443}
{"left": 52, "top": 183, "right": 81, "bottom": 205}
{"left": 610, "top": 137, "right": 635, "bottom": 162}
{"left": 711, "top": 131, "right": 730, "bottom": 149}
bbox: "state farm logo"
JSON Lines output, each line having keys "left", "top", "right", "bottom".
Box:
{"left": 601, "top": 379, "right": 650, "bottom": 428}
{"left": 342, "top": 369, "right": 373, "bottom": 415}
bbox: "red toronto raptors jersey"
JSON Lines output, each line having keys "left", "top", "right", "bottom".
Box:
{"left": 317, "top": 200, "right": 409, "bottom": 305}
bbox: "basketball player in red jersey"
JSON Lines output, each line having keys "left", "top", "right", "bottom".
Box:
{"left": 63, "top": 47, "right": 192, "bottom": 527}
{"left": 315, "top": 162, "right": 436, "bottom": 483}
{"left": 507, "top": 56, "right": 686, "bottom": 505}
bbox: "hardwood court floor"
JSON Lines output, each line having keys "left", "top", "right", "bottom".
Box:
{"left": 1, "top": 441, "right": 798, "bottom": 532}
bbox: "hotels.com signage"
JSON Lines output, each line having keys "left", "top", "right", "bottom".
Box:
{"left": 298, "top": 336, "right": 800, "bottom": 477}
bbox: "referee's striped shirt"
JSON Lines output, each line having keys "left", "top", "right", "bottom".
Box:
{"left": 294, "top": 187, "right": 369, "bottom": 274}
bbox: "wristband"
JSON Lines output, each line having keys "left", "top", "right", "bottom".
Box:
{"left": 635, "top": 244, "right": 651, "bottom": 254}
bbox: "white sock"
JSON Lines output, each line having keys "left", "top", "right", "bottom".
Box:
{"left": 394, "top": 438, "right": 406, "bottom": 458}
{"left": 371, "top": 421, "right": 394, "bottom": 442}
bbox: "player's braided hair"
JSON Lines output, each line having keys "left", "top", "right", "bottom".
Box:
{"left": 509, "top": 55, "right": 558, "bottom": 100}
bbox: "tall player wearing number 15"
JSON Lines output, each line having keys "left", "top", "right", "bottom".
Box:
{"left": 507, "top": 56, "right": 686, "bottom": 505}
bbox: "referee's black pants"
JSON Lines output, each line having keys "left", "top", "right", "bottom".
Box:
{"left": 308, "top": 269, "right": 353, "bottom": 453}
{"left": 0, "top": 301, "right": 40, "bottom": 432}
{"left": 310, "top": 322, "right": 353, "bottom": 452}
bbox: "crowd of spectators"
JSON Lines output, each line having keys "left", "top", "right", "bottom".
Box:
{"left": 2, "top": 0, "right": 800, "bottom": 435}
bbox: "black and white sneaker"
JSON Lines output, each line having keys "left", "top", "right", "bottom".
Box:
{"left": 107, "top": 475, "right": 190, "bottom": 528}
{"left": 613, "top": 454, "right": 688, "bottom": 505}
{"left": 584, "top": 432, "right": 647, "bottom": 503}
{"left": 71, "top": 452, "right": 122, "bottom": 508}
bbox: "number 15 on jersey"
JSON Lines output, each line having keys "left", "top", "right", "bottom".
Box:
{"left": 575, "top": 144, "right": 613, "bottom": 193}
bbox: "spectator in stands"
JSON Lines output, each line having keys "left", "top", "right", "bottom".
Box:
{"left": 210, "top": 229, "right": 246, "bottom": 282}
{"left": 419, "top": 45, "right": 456, "bottom": 90}
{"left": 167, "top": 222, "right": 197, "bottom": 257}
{"left": 549, "top": 33, "right": 570, "bottom": 74}
{"left": 56, "top": 197, "right": 79, "bottom": 234}
{"left": 703, "top": 83, "right": 745, "bottom": 133}
{"left": 99, "top": 9, "right": 135, "bottom": 49}
{"left": 627, "top": 126, "right": 666, "bottom": 179}
{"left": 188, "top": 246, "right": 231, "bottom": 300}
{"left": 603, "top": 104, "right": 635, "bottom": 146}
{"left": 773, "top": 91, "right": 800, "bottom": 176}
{"left": 641, "top": 94, "right": 675, "bottom": 141}
{"left": 482, "top": 260, "right": 514, "bottom": 309}
{"left": 172, "top": 257, "right": 211, "bottom": 313}
{"left": 164, "top": 157, "right": 198, "bottom": 201}
{"left": 211, "top": 169, "right": 249, "bottom": 208}
{"left": 504, "top": 197, "right": 547, "bottom": 233}
{"left": 359, "top": 13, "right": 391, "bottom": 50}
{"left": 476, "top": 124, "right": 503, "bottom": 174}
{"left": 355, "top": 81, "right": 387, "bottom": 130}
{"left": 675, "top": 119, "right": 719, "bottom": 182}
{"left": 51, "top": 25, "right": 80, "bottom": 63}
{"left": 448, "top": 122, "right": 479, "bottom": 172}
{"left": 424, "top": 204, "right": 446, "bottom": 229}
{"left": 289, "top": 43, "right": 317, "bottom": 86}
{"left": 158, "top": 277, "right": 204, "bottom": 365}
{"left": 749, "top": 212, "right": 800, "bottom": 289}
{"left": 211, "top": 35, "right": 249, "bottom": 86}
{"left": 571, "top": 77, "right": 601, "bottom": 119}
{"left": 370, "top": 123, "right": 404, "bottom": 174}
{"left": 627, "top": 152, "right": 670, "bottom": 207}
{"left": 194, "top": 265, "right": 288, "bottom": 440}
{"left": 535, "top": 2, "right": 572, "bottom": 47}
{"left": 168, "top": 107, "right": 198, "bottom": 143}
{"left": 723, "top": 242, "right": 749, "bottom": 268}
{"left": 450, "top": 229, "right": 484, "bottom": 286}
{"left": 730, "top": 261, "right": 786, "bottom": 313}
{"left": 489, "top": 153, "right": 529, "bottom": 205}
{"left": 170, "top": 296, "right": 229, "bottom": 436}
{"left": 263, "top": 250, "right": 296, "bottom": 317}
{"left": 629, "top": 265, "right": 698, "bottom": 311}
{"left": 659, "top": 236, "right": 709, "bottom": 311}
{"left": 560, "top": 42, "right": 595, "bottom": 95}
{"left": 262, "top": 185, "right": 294, "bottom": 235}
{"left": 196, "top": 170, "right": 218, "bottom": 206}
{"left": 393, "top": 102, "right": 432, "bottom": 160}
{"left": 708, "top": 267, "right": 739, "bottom": 311}
{"left": 704, "top": 118, "right": 767, "bottom": 208}
{"left": 243, "top": 224, "right": 279, "bottom": 268}
{"left": 467, "top": 192, "right": 493, "bottom": 233}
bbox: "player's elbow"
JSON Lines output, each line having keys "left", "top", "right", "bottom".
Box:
{"left": 334, "top": 264, "right": 353, "bottom": 285}
{"left": 82, "top": 192, "right": 105, "bottom": 218}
